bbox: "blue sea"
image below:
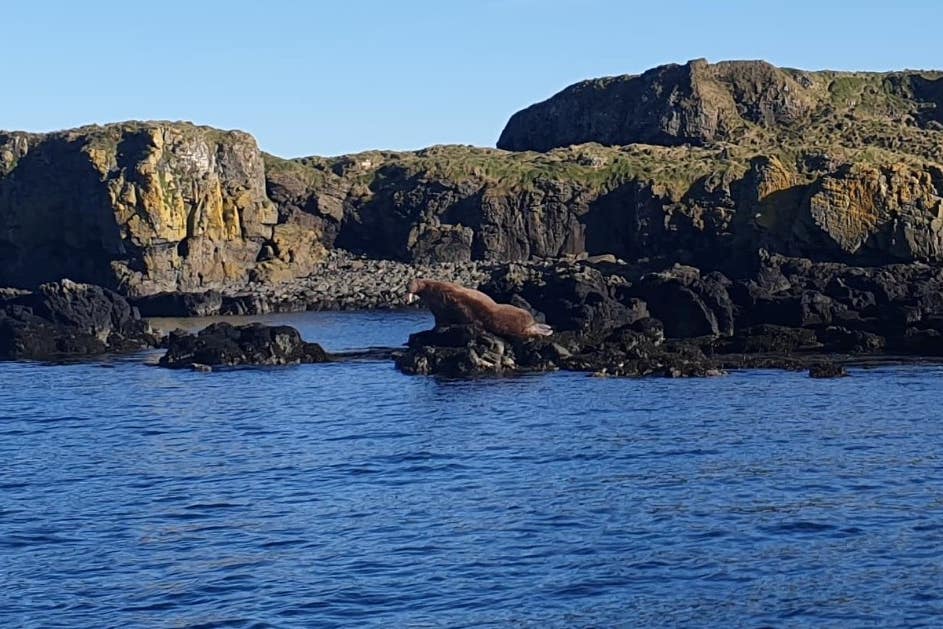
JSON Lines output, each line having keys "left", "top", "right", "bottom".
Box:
{"left": 2, "top": 311, "right": 943, "bottom": 627}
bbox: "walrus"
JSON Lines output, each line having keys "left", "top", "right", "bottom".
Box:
{"left": 406, "top": 278, "right": 553, "bottom": 339}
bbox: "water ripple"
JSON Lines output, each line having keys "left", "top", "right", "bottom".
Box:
{"left": 2, "top": 311, "right": 943, "bottom": 627}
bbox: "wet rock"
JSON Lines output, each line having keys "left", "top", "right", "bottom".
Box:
{"left": 158, "top": 322, "right": 330, "bottom": 368}
{"left": 0, "top": 279, "right": 156, "bottom": 360}
{"left": 809, "top": 362, "right": 848, "bottom": 378}
{"left": 396, "top": 325, "right": 520, "bottom": 377}
{"left": 719, "top": 325, "right": 819, "bottom": 354}
{"left": 816, "top": 327, "right": 885, "bottom": 353}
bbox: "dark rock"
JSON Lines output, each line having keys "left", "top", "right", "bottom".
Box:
{"left": 497, "top": 59, "right": 813, "bottom": 151}
{"left": 816, "top": 327, "right": 885, "bottom": 353}
{"left": 752, "top": 291, "right": 843, "bottom": 328}
{"left": 133, "top": 290, "right": 223, "bottom": 317}
{"left": 628, "top": 268, "right": 732, "bottom": 338}
{"left": 483, "top": 263, "right": 644, "bottom": 336}
{"left": 396, "top": 325, "right": 536, "bottom": 377}
{"left": 809, "top": 362, "right": 848, "bottom": 378}
{"left": 718, "top": 325, "right": 819, "bottom": 354}
{"left": 890, "top": 328, "right": 943, "bottom": 356}
{"left": 0, "top": 279, "right": 156, "bottom": 360}
{"left": 158, "top": 322, "right": 330, "bottom": 368}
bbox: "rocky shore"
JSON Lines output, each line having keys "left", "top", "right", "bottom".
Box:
{"left": 4, "top": 250, "right": 943, "bottom": 379}
{"left": 393, "top": 250, "right": 943, "bottom": 378}
{"left": 133, "top": 249, "right": 494, "bottom": 317}
{"left": 0, "top": 280, "right": 157, "bottom": 361}
{"left": 159, "top": 322, "right": 330, "bottom": 370}
{"left": 2, "top": 58, "right": 943, "bottom": 377}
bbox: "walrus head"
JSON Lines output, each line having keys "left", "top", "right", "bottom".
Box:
{"left": 406, "top": 278, "right": 424, "bottom": 304}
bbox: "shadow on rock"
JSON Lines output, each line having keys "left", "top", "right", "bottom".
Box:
{"left": 159, "top": 322, "right": 330, "bottom": 370}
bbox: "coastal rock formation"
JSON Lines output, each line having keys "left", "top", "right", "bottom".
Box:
{"left": 2, "top": 60, "right": 943, "bottom": 300}
{"left": 396, "top": 252, "right": 943, "bottom": 378}
{"left": 497, "top": 59, "right": 943, "bottom": 152}
{"left": 395, "top": 326, "right": 537, "bottom": 377}
{"left": 0, "top": 280, "right": 156, "bottom": 360}
{"left": 159, "top": 322, "right": 330, "bottom": 369}
{"left": 0, "top": 122, "right": 325, "bottom": 296}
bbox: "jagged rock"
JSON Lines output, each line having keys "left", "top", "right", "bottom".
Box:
{"left": 0, "top": 122, "right": 324, "bottom": 296}
{"left": 394, "top": 325, "right": 556, "bottom": 377}
{"left": 483, "top": 262, "right": 645, "bottom": 336}
{"left": 496, "top": 59, "right": 940, "bottom": 153}
{"left": 816, "top": 327, "right": 885, "bottom": 353}
{"left": 498, "top": 60, "right": 814, "bottom": 150}
{"left": 3, "top": 62, "right": 943, "bottom": 296}
{"left": 628, "top": 267, "right": 734, "bottom": 338}
{"left": 805, "top": 163, "right": 943, "bottom": 261}
{"left": 158, "top": 322, "right": 330, "bottom": 368}
{"left": 718, "top": 325, "right": 819, "bottom": 354}
{"left": 0, "top": 279, "right": 156, "bottom": 360}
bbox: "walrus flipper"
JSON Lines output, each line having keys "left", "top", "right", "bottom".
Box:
{"left": 526, "top": 323, "right": 554, "bottom": 337}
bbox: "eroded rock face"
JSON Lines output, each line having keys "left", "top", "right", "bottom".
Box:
{"left": 805, "top": 163, "right": 943, "bottom": 261}
{"left": 0, "top": 280, "right": 156, "bottom": 360}
{"left": 158, "top": 322, "right": 330, "bottom": 368}
{"left": 0, "top": 122, "right": 325, "bottom": 296}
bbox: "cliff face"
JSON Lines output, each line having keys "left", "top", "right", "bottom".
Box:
{"left": 260, "top": 60, "right": 943, "bottom": 270}
{"left": 497, "top": 59, "right": 943, "bottom": 156}
{"left": 1, "top": 60, "right": 943, "bottom": 297}
{"left": 0, "top": 122, "right": 325, "bottom": 295}
{"left": 265, "top": 142, "right": 943, "bottom": 269}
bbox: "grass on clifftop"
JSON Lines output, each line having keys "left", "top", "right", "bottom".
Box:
{"left": 270, "top": 143, "right": 753, "bottom": 200}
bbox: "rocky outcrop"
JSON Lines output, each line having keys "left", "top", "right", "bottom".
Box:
{"left": 0, "top": 122, "right": 326, "bottom": 296}
{"left": 802, "top": 163, "right": 943, "bottom": 261}
{"left": 264, "top": 146, "right": 943, "bottom": 270}
{"left": 3, "top": 61, "right": 943, "bottom": 298}
{"left": 397, "top": 253, "right": 943, "bottom": 378}
{"left": 0, "top": 280, "right": 157, "bottom": 360}
{"left": 158, "top": 322, "right": 330, "bottom": 369}
{"left": 395, "top": 325, "right": 549, "bottom": 377}
{"left": 497, "top": 59, "right": 943, "bottom": 153}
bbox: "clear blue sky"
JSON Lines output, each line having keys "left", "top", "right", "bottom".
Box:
{"left": 6, "top": 0, "right": 941, "bottom": 157}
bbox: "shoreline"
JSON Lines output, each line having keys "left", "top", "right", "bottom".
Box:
{"left": 7, "top": 250, "right": 943, "bottom": 378}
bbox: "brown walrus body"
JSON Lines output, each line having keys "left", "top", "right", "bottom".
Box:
{"left": 407, "top": 279, "right": 553, "bottom": 339}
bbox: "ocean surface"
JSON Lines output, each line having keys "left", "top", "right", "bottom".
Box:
{"left": 2, "top": 310, "right": 943, "bottom": 628}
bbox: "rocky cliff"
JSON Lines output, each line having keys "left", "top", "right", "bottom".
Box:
{"left": 497, "top": 58, "right": 943, "bottom": 155}
{"left": 0, "top": 122, "right": 325, "bottom": 295}
{"left": 2, "top": 60, "right": 943, "bottom": 297}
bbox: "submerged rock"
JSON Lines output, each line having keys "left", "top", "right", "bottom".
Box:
{"left": 159, "top": 322, "right": 330, "bottom": 369}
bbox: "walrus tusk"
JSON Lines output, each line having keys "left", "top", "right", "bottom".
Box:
{"left": 405, "top": 292, "right": 419, "bottom": 305}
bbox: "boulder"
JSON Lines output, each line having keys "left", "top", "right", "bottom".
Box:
{"left": 158, "top": 322, "right": 330, "bottom": 368}
{"left": 0, "top": 280, "right": 156, "bottom": 360}
{"left": 395, "top": 325, "right": 558, "bottom": 377}
{"left": 483, "top": 263, "right": 645, "bottom": 336}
